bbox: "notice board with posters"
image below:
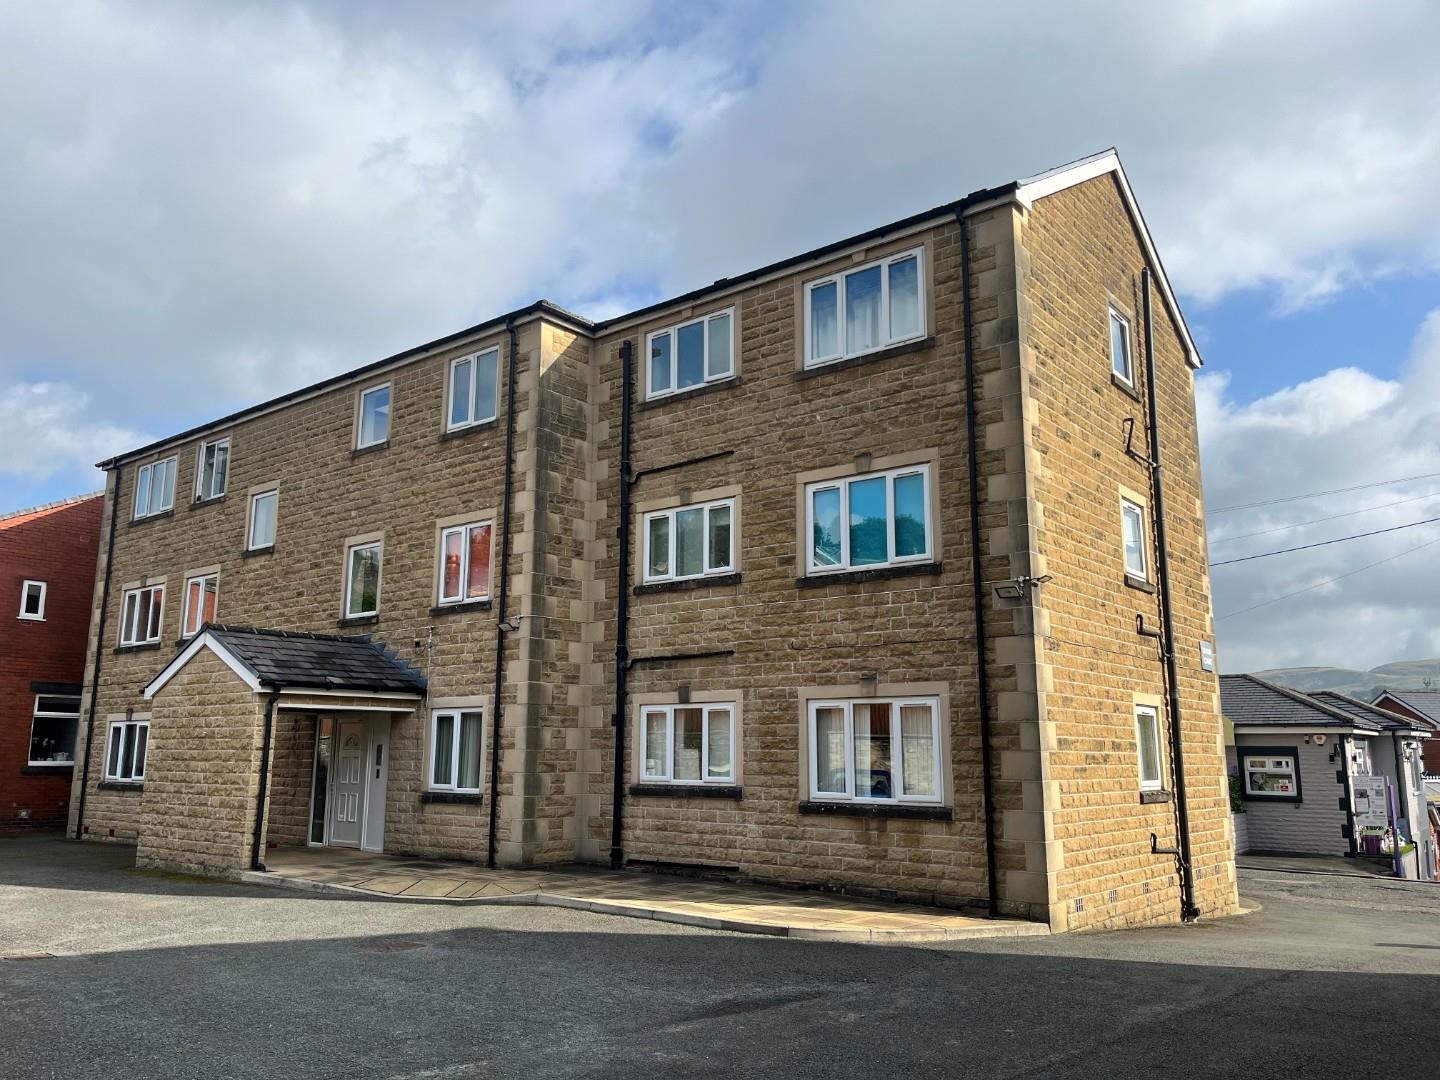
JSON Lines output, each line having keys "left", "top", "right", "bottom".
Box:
{"left": 1353, "top": 776, "right": 1389, "bottom": 834}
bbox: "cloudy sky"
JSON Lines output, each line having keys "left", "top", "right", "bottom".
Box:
{"left": 3, "top": 1, "right": 1439, "bottom": 674}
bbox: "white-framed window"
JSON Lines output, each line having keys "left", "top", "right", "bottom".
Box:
{"left": 447, "top": 347, "right": 500, "bottom": 431}
{"left": 1121, "top": 497, "right": 1148, "bottom": 580}
{"left": 805, "top": 464, "right": 931, "bottom": 575}
{"left": 344, "top": 541, "right": 382, "bottom": 618}
{"left": 357, "top": 384, "right": 391, "bottom": 448}
{"left": 19, "top": 579, "right": 46, "bottom": 620}
{"left": 1110, "top": 308, "right": 1134, "bottom": 386}
{"left": 646, "top": 308, "right": 735, "bottom": 399}
{"left": 804, "top": 247, "right": 924, "bottom": 367}
{"left": 1135, "top": 704, "right": 1164, "bottom": 792}
{"left": 28, "top": 695, "right": 80, "bottom": 766}
{"left": 104, "top": 719, "right": 149, "bottom": 782}
{"left": 438, "top": 520, "right": 493, "bottom": 605}
{"left": 133, "top": 457, "right": 177, "bottom": 519}
{"left": 640, "top": 703, "right": 736, "bottom": 784}
{"left": 642, "top": 499, "right": 734, "bottom": 583}
{"left": 118, "top": 584, "right": 164, "bottom": 646}
{"left": 1242, "top": 752, "right": 1299, "bottom": 800}
{"left": 429, "top": 708, "right": 483, "bottom": 792}
{"left": 807, "top": 698, "right": 941, "bottom": 803}
{"left": 247, "top": 490, "right": 277, "bottom": 550}
{"left": 181, "top": 573, "right": 218, "bottom": 638}
{"left": 194, "top": 438, "right": 229, "bottom": 501}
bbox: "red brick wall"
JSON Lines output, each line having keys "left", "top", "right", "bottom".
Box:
{"left": 1374, "top": 696, "right": 1440, "bottom": 774}
{"left": 0, "top": 495, "right": 103, "bottom": 831}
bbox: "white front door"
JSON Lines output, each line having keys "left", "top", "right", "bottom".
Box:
{"left": 329, "top": 719, "right": 366, "bottom": 847}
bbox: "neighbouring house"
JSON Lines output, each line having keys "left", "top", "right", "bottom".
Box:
{"left": 1, "top": 494, "right": 103, "bottom": 831}
{"left": 1221, "top": 675, "right": 1436, "bottom": 880}
{"left": 1371, "top": 691, "right": 1440, "bottom": 775}
{"left": 67, "top": 149, "right": 1238, "bottom": 931}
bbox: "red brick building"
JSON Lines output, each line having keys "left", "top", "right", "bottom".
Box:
{"left": 1, "top": 493, "right": 103, "bottom": 831}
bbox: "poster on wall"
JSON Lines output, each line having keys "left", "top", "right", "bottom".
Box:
{"left": 1353, "top": 776, "right": 1389, "bottom": 834}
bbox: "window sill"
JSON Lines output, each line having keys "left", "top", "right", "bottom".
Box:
{"left": 430, "top": 598, "right": 493, "bottom": 616}
{"left": 639, "top": 376, "right": 740, "bottom": 411}
{"left": 352, "top": 441, "right": 389, "bottom": 459}
{"left": 129, "top": 509, "right": 174, "bottom": 528}
{"left": 1242, "top": 794, "right": 1302, "bottom": 805}
{"left": 189, "top": 494, "right": 226, "bottom": 511}
{"left": 242, "top": 545, "right": 275, "bottom": 559}
{"left": 1139, "top": 789, "right": 1173, "bottom": 804}
{"left": 17, "top": 616, "right": 45, "bottom": 622}
{"left": 797, "top": 561, "right": 942, "bottom": 588}
{"left": 114, "top": 642, "right": 162, "bottom": 655}
{"left": 794, "top": 336, "right": 935, "bottom": 381}
{"left": 440, "top": 419, "right": 499, "bottom": 443}
{"left": 798, "top": 800, "right": 952, "bottom": 821}
{"left": 629, "top": 783, "right": 742, "bottom": 800}
{"left": 1124, "top": 574, "right": 1155, "bottom": 594}
{"left": 1112, "top": 372, "right": 1141, "bottom": 401}
{"left": 98, "top": 781, "right": 144, "bottom": 792}
{"left": 21, "top": 764, "right": 73, "bottom": 774}
{"left": 420, "top": 791, "right": 483, "bottom": 805}
{"left": 337, "top": 615, "right": 379, "bottom": 629}
{"left": 634, "top": 573, "right": 741, "bottom": 596}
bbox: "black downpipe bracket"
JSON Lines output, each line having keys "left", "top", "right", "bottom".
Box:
{"left": 249, "top": 686, "right": 282, "bottom": 871}
{"left": 1141, "top": 268, "right": 1200, "bottom": 922}
{"left": 610, "top": 340, "right": 635, "bottom": 870}
{"left": 487, "top": 320, "right": 521, "bottom": 868}
{"left": 74, "top": 465, "right": 122, "bottom": 841}
{"left": 958, "top": 213, "right": 1001, "bottom": 917}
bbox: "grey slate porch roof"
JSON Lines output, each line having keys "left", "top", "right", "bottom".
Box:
{"left": 1220, "top": 674, "right": 1381, "bottom": 731}
{"left": 1314, "top": 691, "right": 1437, "bottom": 734}
{"left": 186, "top": 625, "right": 425, "bottom": 694}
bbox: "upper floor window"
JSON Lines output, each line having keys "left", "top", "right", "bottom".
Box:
{"left": 1110, "top": 308, "right": 1134, "bottom": 386}
{"left": 345, "top": 541, "right": 382, "bottom": 619}
{"left": 119, "top": 583, "right": 164, "bottom": 646}
{"left": 19, "top": 579, "right": 46, "bottom": 620}
{"left": 105, "top": 718, "right": 148, "bottom": 783}
{"left": 448, "top": 348, "right": 499, "bottom": 431}
{"left": 248, "top": 490, "right": 277, "bottom": 550}
{"left": 806, "top": 464, "right": 931, "bottom": 575}
{"left": 804, "top": 248, "right": 924, "bottom": 367}
{"left": 357, "top": 384, "right": 391, "bottom": 448}
{"left": 808, "top": 697, "right": 941, "bottom": 803}
{"left": 646, "top": 308, "right": 734, "bottom": 399}
{"left": 181, "top": 573, "right": 218, "bottom": 638}
{"left": 643, "top": 499, "right": 734, "bottom": 584}
{"left": 1121, "top": 497, "right": 1148, "bottom": 581}
{"left": 429, "top": 708, "right": 483, "bottom": 793}
{"left": 133, "top": 457, "right": 177, "bottom": 519}
{"left": 195, "top": 439, "right": 229, "bottom": 501}
{"left": 438, "top": 520, "right": 493, "bottom": 605}
{"left": 1135, "top": 704, "right": 1163, "bottom": 792}
{"left": 640, "top": 703, "right": 735, "bottom": 785}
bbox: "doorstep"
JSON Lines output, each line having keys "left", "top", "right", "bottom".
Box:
{"left": 244, "top": 847, "right": 1049, "bottom": 943}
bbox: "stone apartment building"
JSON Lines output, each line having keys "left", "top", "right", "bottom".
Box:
{"left": 68, "top": 150, "right": 1238, "bottom": 931}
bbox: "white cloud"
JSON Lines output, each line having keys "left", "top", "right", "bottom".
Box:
{"left": 0, "top": 382, "right": 149, "bottom": 487}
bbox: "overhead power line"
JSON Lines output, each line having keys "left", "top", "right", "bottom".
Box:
{"left": 1208, "top": 489, "right": 1440, "bottom": 546}
{"left": 1209, "top": 515, "right": 1440, "bottom": 567}
{"left": 1207, "top": 470, "right": 1440, "bottom": 516}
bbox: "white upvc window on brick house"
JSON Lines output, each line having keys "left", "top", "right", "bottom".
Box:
{"left": 247, "top": 490, "right": 277, "bottom": 550}
{"left": 804, "top": 248, "right": 924, "bottom": 367}
{"left": 805, "top": 464, "right": 931, "bottom": 574}
{"left": 344, "top": 541, "right": 382, "bottom": 619}
{"left": 19, "top": 579, "right": 46, "bottom": 620}
{"left": 105, "top": 719, "right": 149, "bottom": 782}
{"left": 642, "top": 499, "right": 734, "bottom": 584}
{"left": 118, "top": 584, "right": 164, "bottom": 646}
{"left": 447, "top": 347, "right": 500, "bottom": 431}
{"left": 133, "top": 457, "right": 177, "bottom": 519}
{"left": 646, "top": 307, "right": 734, "bottom": 399}
{"left": 194, "top": 438, "right": 229, "bottom": 501}
{"left": 1110, "top": 307, "right": 1134, "bottom": 386}
{"left": 438, "top": 520, "right": 493, "bottom": 605}
{"left": 1121, "top": 496, "right": 1148, "bottom": 581}
{"left": 28, "top": 694, "right": 80, "bottom": 766}
{"left": 640, "top": 703, "right": 736, "bottom": 784}
{"left": 357, "top": 383, "right": 391, "bottom": 448}
{"left": 1135, "top": 704, "right": 1164, "bottom": 792}
{"left": 429, "top": 708, "right": 483, "bottom": 792}
{"left": 181, "top": 573, "right": 218, "bottom": 638}
{"left": 808, "top": 698, "right": 941, "bottom": 803}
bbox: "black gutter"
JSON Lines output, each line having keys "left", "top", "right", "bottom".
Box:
{"left": 958, "top": 212, "right": 1001, "bottom": 918}
{"left": 74, "top": 465, "right": 122, "bottom": 841}
{"left": 249, "top": 686, "right": 282, "bottom": 871}
{"left": 1141, "top": 267, "right": 1200, "bottom": 922}
{"left": 486, "top": 319, "right": 521, "bottom": 868}
{"left": 610, "top": 340, "right": 635, "bottom": 870}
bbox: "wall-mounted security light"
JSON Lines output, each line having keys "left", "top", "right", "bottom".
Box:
{"left": 992, "top": 575, "right": 1053, "bottom": 600}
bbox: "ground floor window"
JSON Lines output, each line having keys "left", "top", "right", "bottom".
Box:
{"left": 1135, "top": 704, "right": 1164, "bottom": 791}
{"left": 1242, "top": 749, "right": 1300, "bottom": 801}
{"left": 429, "top": 709, "right": 483, "bottom": 792}
{"left": 105, "top": 719, "right": 148, "bottom": 782}
{"left": 640, "top": 704, "right": 735, "bottom": 784}
{"left": 29, "top": 695, "right": 80, "bottom": 765}
{"left": 808, "top": 698, "right": 941, "bottom": 802}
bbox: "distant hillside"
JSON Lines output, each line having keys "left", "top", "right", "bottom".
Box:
{"left": 1253, "top": 659, "right": 1440, "bottom": 701}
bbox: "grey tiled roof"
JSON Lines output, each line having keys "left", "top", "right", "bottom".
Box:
{"left": 205, "top": 625, "right": 426, "bottom": 693}
{"left": 1310, "top": 691, "right": 1432, "bottom": 733}
{"left": 1373, "top": 690, "right": 1440, "bottom": 726}
{"left": 1220, "top": 674, "right": 1369, "bottom": 729}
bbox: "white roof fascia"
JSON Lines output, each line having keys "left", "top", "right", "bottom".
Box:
{"left": 143, "top": 631, "right": 263, "bottom": 699}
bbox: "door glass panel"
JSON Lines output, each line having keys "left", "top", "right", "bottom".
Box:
{"left": 310, "top": 722, "right": 332, "bottom": 844}
{"left": 675, "top": 508, "right": 704, "bottom": 578}
{"left": 432, "top": 713, "right": 455, "bottom": 787}
{"left": 900, "top": 704, "right": 936, "bottom": 797}
{"left": 458, "top": 712, "right": 482, "bottom": 790}
{"left": 888, "top": 256, "right": 920, "bottom": 340}
{"left": 811, "top": 487, "right": 842, "bottom": 567}
{"left": 813, "top": 706, "right": 847, "bottom": 794}
{"left": 810, "top": 281, "right": 838, "bottom": 359}
{"left": 676, "top": 322, "right": 705, "bottom": 389}
{"left": 844, "top": 265, "right": 882, "bottom": 354}
{"left": 673, "top": 708, "right": 703, "bottom": 781}
{"left": 893, "top": 473, "right": 927, "bottom": 557}
{"left": 848, "top": 476, "right": 887, "bottom": 566}
{"left": 706, "top": 313, "right": 732, "bottom": 378}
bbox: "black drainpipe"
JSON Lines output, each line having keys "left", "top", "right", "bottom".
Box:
{"left": 1338, "top": 735, "right": 1359, "bottom": 857}
{"left": 249, "top": 686, "right": 282, "bottom": 871}
{"left": 609, "top": 340, "right": 635, "bottom": 870}
{"left": 958, "top": 212, "right": 1001, "bottom": 917}
{"left": 74, "top": 465, "right": 122, "bottom": 841}
{"left": 486, "top": 319, "right": 521, "bottom": 868}
{"left": 1141, "top": 268, "right": 1200, "bottom": 922}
